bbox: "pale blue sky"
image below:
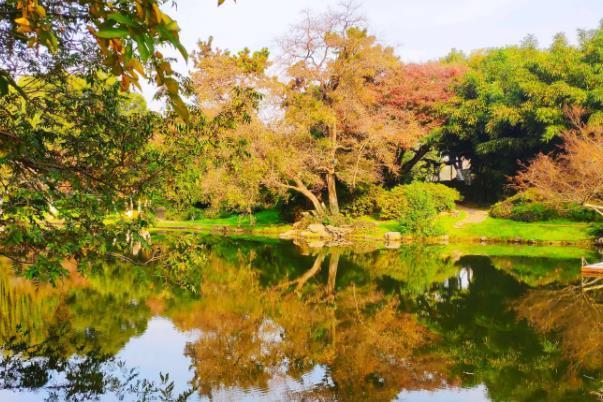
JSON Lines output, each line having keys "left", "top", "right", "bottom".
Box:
{"left": 143, "top": 0, "right": 603, "bottom": 109}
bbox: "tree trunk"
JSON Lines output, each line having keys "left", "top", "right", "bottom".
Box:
{"left": 400, "top": 142, "right": 432, "bottom": 178}
{"left": 292, "top": 177, "right": 326, "bottom": 215}
{"left": 326, "top": 172, "right": 339, "bottom": 215}
{"left": 326, "top": 123, "right": 340, "bottom": 215}
{"left": 327, "top": 250, "right": 340, "bottom": 299}
{"left": 296, "top": 253, "right": 325, "bottom": 291}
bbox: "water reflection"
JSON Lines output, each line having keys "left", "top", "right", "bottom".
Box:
{"left": 0, "top": 237, "right": 601, "bottom": 401}
{"left": 173, "top": 246, "right": 450, "bottom": 401}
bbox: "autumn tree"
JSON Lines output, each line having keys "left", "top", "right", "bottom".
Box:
{"left": 278, "top": 6, "right": 403, "bottom": 214}
{"left": 375, "top": 62, "right": 465, "bottom": 183}
{"left": 171, "top": 39, "right": 276, "bottom": 217}
{"left": 515, "top": 117, "right": 603, "bottom": 216}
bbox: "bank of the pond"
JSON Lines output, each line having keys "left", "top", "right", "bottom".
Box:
{"left": 153, "top": 209, "right": 596, "bottom": 246}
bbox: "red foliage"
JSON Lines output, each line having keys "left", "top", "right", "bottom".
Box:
{"left": 378, "top": 62, "right": 466, "bottom": 134}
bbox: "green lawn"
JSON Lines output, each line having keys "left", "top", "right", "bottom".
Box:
{"left": 155, "top": 209, "right": 290, "bottom": 232}
{"left": 336, "top": 212, "right": 592, "bottom": 243}
{"left": 453, "top": 217, "right": 591, "bottom": 242}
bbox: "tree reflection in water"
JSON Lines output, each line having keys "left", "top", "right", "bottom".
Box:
{"left": 0, "top": 259, "right": 194, "bottom": 401}
{"left": 1, "top": 238, "right": 602, "bottom": 401}
{"left": 514, "top": 275, "right": 603, "bottom": 372}
{"left": 172, "top": 247, "right": 453, "bottom": 401}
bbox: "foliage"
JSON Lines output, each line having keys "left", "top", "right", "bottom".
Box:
{"left": 0, "top": 73, "right": 161, "bottom": 280}
{"left": 377, "top": 62, "right": 466, "bottom": 183}
{"left": 377, "top": 186, "right": 410, "bottom": 221}
{"left": 490, "top": 190, "right": 601, "bottom": 222}
{"left": 0, "top": 0, "right": 233, "bottom": 117}
{"left": 490, "top": 191, "right": 559, "bottom": 222}
{"left": 588, "top": 223, "right": 603, "bottom": 239}
{"left": 439, "top": 25, "right": 603, "bottom": 196}
{"left": 515, "top": 120, "right": 603, "bottom": 218}
{"left": 342, "top": 185, "right": 385, "bottom": 218}
{"left": 163, "top": 40, "right": 273, "bottom": 217}
{"left": 398, "top": 186, "right": 443, "bottom": 237}
{"left": 377, "top": 182, "right": 460, "bottom": 221}
{"left": 187, "top": 6, "right": 444, "bottom": 217}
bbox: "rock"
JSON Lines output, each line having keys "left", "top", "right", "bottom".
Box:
{"left": 279, "top": 230, "right": 298, "bottom": 240}
{"left": 305, "top": 224, "right": 333, "bottom": 239}
{"left": 384, "top": 232, "right": 402, "bottom": 241}
{"left": 479, "top": 236, "right": 487, "bottom": 243}
{"left": 300, "top": 230, "right": 318, "bottom": 239}
{"left": 384, "top": 241, "right": 401, "bottom": 249}
{"left": 307, "top": 223, "right": 327, "bottom": 234}
{"left": 325, "top": 225, "right": 352, "bottom": 239}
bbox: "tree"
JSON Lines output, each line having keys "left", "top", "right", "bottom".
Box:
{"left": 183, "top": 39, "right": 276, "bottom": 218}
{"left": 279, "top": 6, "right": 402, "bottom": 214}
{"left": 0, "top": 0, "right": 232, "bottom": 116}
{"left": 375, "top": 62, "right": 465, "bottom": 183}
{"left": 515, "top": 116, "right": 603, "bottom": 216}
{"left": 0, "top": 73, "right": 162, "bottom": 279}
{"left": 0, "top": 1, "right": 245, "bottom": 279}
{"left": 439, "top": 24, "right": 603, "bottom": 197}
{"left": 185, "top": 5, "right": 465, "bottom": 218}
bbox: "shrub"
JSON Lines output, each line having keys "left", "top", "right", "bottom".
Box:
{"left": 507, "top": 203, "right": 559, "bottom": 222}
{"left": 563, "top": 204, "right": 602, "bottom": 222}
{"left": 377, "top": 186, "right": 409, "bottom": 220}
{"left": 490, "top": 191, "right": 602, "bottom": 222}
{"left": 343, "top": 185, "right": 384, "bottom": 218}
{"left": 589, "top": 223, "right": 603, "bottom": 239}
{"left": 403, "top": 183, "right": 461, "bottom": 212}
{"left": 376, "top": 183, "right": 460, "bottom": 221}
{"left": 398, "top": 187, "right": 443, "bottom": 237}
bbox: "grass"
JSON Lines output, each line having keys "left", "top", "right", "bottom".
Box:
{"left": 152, "top": 207, "right": 594, "bottom": 245}
{"left": 354, "top": 212, "right": 591, "bottom": 243}
{"left": 452, "top": 217, "right": 591, "bottom": 243}
{"left": 154, "top": 209, "right": 291, "bottom": 233}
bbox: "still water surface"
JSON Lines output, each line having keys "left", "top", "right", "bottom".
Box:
{"left": 0, "top": 236, "right": 601, "bottom": 401}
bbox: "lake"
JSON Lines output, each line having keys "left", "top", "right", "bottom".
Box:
{"left": 0, "top": 235, "right": 601, "bottom": 402}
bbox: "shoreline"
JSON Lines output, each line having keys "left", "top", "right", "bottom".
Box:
{"left": 152, "top": 221, "right": 597, "bottom": 248}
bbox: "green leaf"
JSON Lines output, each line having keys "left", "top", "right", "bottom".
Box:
{"left": 134, "top": 36, "right": 150, "bottom": 61}
{"left": 542, "top": 124, "right": 565, "bottom": 141}
{"left": 96, "top": 28, "right": 129, "bottom": 39}
{"left": 170, "top": 94, "right": 189, "bottom": 120}
{"left": 107, "top": 12, "right": 137, "bottom": 27}
{"left": 176, "top": 43, "right": 188, "bottom": 61}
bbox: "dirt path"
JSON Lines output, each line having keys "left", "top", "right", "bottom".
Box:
{"left": 454, "top": 206, "right": 489, "bottom": 228}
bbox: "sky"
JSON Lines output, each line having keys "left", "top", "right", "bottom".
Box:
{"left": 143, "top": 0, "right": 603, "bottom": 109}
